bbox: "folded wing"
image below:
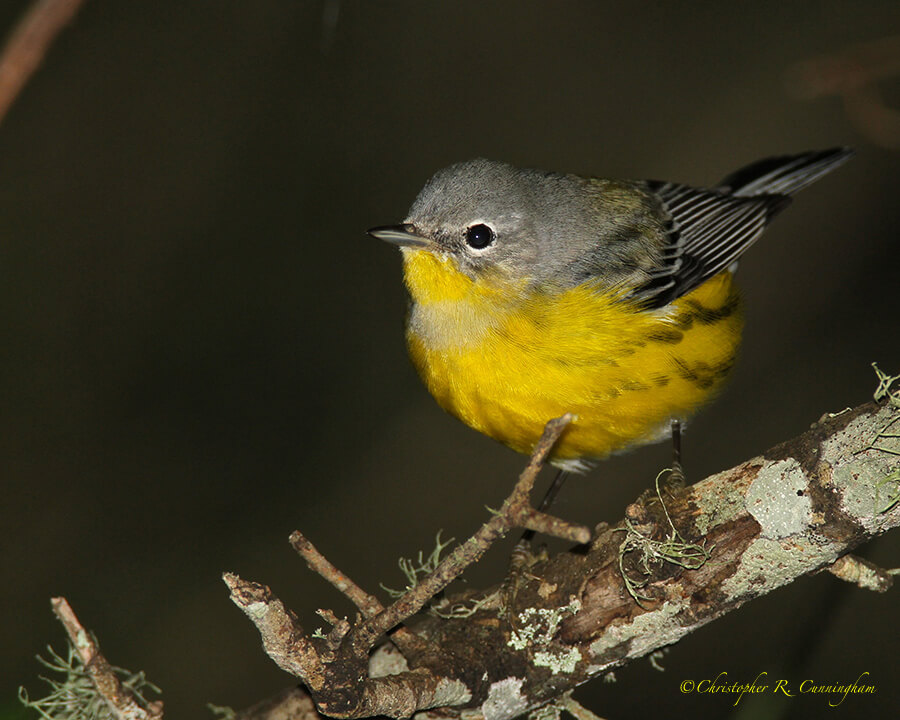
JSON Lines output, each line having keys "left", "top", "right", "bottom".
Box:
{"left": 629, "top": 147, "right": 853, "bottom": 309}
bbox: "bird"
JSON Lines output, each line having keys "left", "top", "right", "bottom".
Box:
{"left": 369, "top": 149, "right": 853, "bottom": 473}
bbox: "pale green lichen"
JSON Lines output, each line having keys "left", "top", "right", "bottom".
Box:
{"left": 815, "top": 402, "right": 900, "bottom": 530}
{"left": 19, "top": 642, "right": 160, "bottom": 720}
{"left": 479, "top": 677, "right": 529, "bottom": 720}
{"left": 720, "top": 536, "right": 841, "bottom": 599}
{"left": 73, "top": 629, "right": 91, "bottom": 651}
{"left": 745, "top": 458, "right": 812, "bottom": 538}
{"left": 855, "top": 389, "right": 900, "bottom": 457}
{"left": 246, "top": 601, "right": 269, "bottom": 621}
{"left": 432, "top": 677, "right": 472, "bottom": 707}
{"left": 872, "top": 362, "right": 900, "bottom": 408}
{"left": 692, "top": 466, "right": 750, "bottom": 535}
{"left": 861, "top": 415, "right": 900, "bottom": 457}
{"left": 825, "top": 410, "right": 886, "bottom": 461}
{"left": 555, "top": 692, "right": 607, "bottom": 720}
{"left": 834, "top": 461, "right": 900, "bottom": 530}
{"left": 381, "top": 530, "right": 455, "bottom": 598}
{"left": 831, "top": 405, "right": 900, "bottom": 463}
{"left": 507, "top": 600, "right": 582, "bottom": 675}
{"left": 648, "top": 649, "right": 668, "bottom": 672}
{"left": 533, "top": 647, "right": 582, "bottom": 675}
{"left": 508, "top": 600, "right": 581, "bottom": 651}
{"left": 589, "top": 601, "right": 686, "bottom": 660}
{"left": 616, "top": 471, "right": 713, "bottom": 603}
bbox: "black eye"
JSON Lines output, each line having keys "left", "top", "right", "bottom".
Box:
{"left": 465, "top": 223, "right": 495, "bottom": 249}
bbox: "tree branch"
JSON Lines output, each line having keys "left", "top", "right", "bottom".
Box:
{"left": 0, "top": 0, "right": 88, "bottom": 127}
{"left": 49, "top": 597, "right": 164, "bottom": 720}
{"left": 231, "top": 400, "right": 900, "bottom": 720}
{"left": 228, "top": 414, "right": 591, "bottom": 718}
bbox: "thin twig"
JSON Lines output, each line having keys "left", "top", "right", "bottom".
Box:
{"left": 291, "top": 415, "right": 586, "bottom": 656}
{"left": 826, "top": 553, "right": 895, "bottom": 592}
{"left": 350, "top": 414, "right": 587, "bottom": 652}
{"left": 0, "top": 0, "right": 88, "bottom": 127}
{"left": 50, "top": 597, "right": 164, "bottom": 720}
{"left": 290, "top": 531, "right": 428, "bottom": 656}
{"left": 290, "top": 531, "right": 383, "bottom": 616}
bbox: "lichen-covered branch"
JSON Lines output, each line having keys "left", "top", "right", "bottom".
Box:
{"left": 827, "top": 553, "right": 895, "bottom": 591}
{"left": 22, "top": 598, "right": 165, "bottom": 720}
{"left": 288, "top": 530, "right": 428, "bottom": 658}
{"left": 227, "top": 414, "right": 591, "bottom": 718}
{"left": 350, "top": 413, "right": 589, "bottom": 654}
{"left": 232, "top": 400, "right": 899, "bottom": 720}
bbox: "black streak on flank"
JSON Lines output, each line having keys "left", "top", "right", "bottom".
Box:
{"left": 673, "top": 356, "right": 735, "bottom": 390}
{"left": 674, "top": 294, "right": 741, "bottom": 329}
{"left": 646, "top": 327, "right": 685, "bottom": 344}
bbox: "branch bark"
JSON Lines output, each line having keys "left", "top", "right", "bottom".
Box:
{"left": 233, "top": 400, "right": 899, "bottom": 720}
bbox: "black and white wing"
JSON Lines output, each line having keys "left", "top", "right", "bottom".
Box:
{"left": 628, "top": 147, "right": 853, "bottom": 309}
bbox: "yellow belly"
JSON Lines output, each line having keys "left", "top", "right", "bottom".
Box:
{"left": 402, "top": 250, "right": 743, "bottom": 468}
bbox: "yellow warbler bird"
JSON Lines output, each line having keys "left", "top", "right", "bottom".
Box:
{"left": 370, "top": 149, "right": 852, "bottom": 472}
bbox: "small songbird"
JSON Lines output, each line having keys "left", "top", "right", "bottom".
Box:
{"left": 370, "top": 149, "right": 853, "bottom": 472}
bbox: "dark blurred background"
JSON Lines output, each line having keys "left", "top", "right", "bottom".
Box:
{"left": 2, "top": 2, "right": 898, "bottom": 719}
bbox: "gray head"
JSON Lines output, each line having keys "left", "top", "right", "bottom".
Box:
{"left": 369, "top": 158, "right": 665, "bottom": 290}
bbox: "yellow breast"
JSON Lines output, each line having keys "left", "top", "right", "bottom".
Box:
{"left": 401, "top": 249, "right": 743, "bottom": 468}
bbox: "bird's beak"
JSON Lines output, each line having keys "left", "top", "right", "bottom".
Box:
{"left": 367, "top": 223, "right": 431, "bottom": 248}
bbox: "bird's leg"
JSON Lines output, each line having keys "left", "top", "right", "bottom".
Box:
{"left": 664, "top": 419, "right": 686, "bottom": 491}
{"left": 538, "top": 468, "right": 571, "bottom": 513}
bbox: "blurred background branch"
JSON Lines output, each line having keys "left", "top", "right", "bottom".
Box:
{"left": 0, "top": 0, "right": 86, "bottom": 127}
{"left": 787, "top": 35, "right": 900, "bottom": 148}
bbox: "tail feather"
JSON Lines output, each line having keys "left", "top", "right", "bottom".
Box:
{"left": 716, "top": 147, "right": 854, "bottom": 198}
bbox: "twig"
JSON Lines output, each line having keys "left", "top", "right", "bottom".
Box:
{"left": 0, "top": 0, "right": 88, "bottom": 127}
{"left": 289, "top": 415, "right": 586, "bottom": 656}
{"left": 826, "top": 553, "right": 895, "bottom": 592}
{"left": 50, "top": 597, "right": 164, "bottom": 720}
{"left": 290, "top": 531, "right": 383, "bottom": 617}
{"left": 350, "top": 414, "right": 587, "bottom": 653}
{"left": 290, "top": 531, "right": 428, "bottom": 656}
